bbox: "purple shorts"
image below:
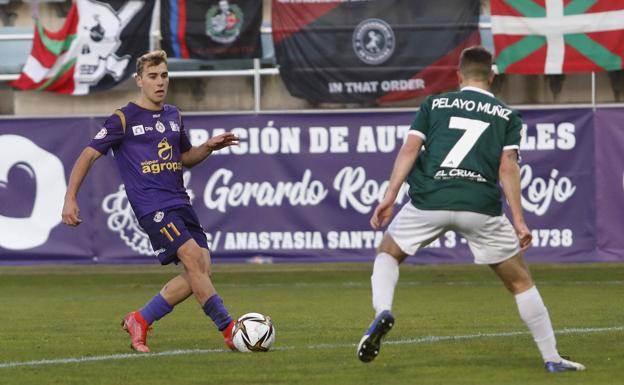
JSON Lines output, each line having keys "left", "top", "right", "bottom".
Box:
{"left": 138, "top": 205, "right": 209, "bottom": 265}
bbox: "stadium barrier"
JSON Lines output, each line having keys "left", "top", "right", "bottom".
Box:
{"left": 1, "top": 108, "right": 623, "bottom": 264}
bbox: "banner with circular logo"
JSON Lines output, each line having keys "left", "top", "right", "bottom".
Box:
{"left": 272, "top": 0, "right": 481, "bottom": 104}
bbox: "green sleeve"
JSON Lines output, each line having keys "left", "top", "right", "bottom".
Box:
{"left": 504, "top": 109, "right": 522, "bottom": 147}
{"left": 410, "top": 97, "right": 431, "bottom": 139}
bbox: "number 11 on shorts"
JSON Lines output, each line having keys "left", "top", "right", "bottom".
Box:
{"left": 160, "top": 222, "right": 181, "bottom": 242}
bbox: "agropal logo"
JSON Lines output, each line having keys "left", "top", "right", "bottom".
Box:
{"left": 0, "top": 135, "right": 66, "bottom": 250}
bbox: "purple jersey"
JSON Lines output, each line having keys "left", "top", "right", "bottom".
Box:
{"left": 89, "top": 102, "right": 192, "bottom": 219}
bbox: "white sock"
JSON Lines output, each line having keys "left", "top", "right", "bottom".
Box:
{"left": 371, "top": 252, "right": 400, "bottom": 316}
{"left": 515, "top": 286, "right": 562, "bottom": 363}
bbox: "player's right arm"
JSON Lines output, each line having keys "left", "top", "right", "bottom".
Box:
{"left": 63, "top": 111, "right": 124, "bottom": 226}
{"left": 62, "top": 147, "right": 103, "bottom": 226}
{"left": 370, "top": 134, "right": 423, "bottom": 229}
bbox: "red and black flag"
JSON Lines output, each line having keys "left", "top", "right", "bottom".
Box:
{"left": 272, "top": 0, "right": 480, "bottom": 104}
{"left": 161, "top": 0, "right": 262, "bottom": 59}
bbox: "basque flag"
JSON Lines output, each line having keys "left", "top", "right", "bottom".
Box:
{"left": 492, "top": 0, "right": 624, "bottom": 74}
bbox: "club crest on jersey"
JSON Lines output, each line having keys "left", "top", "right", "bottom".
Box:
{"left": 155, "top": 121, "right": 166, "bottom": 133}
{"left": 153, "top": 211, "right": 164, "bottom": 223}
{"left": 94, "top": 128, "right": 107, "bottom": 139}
{"left": 169, "top": 121, "right": 180, "bottom": 132}
{"left": 132, "top": 125, "right": 145, "bottom": 136}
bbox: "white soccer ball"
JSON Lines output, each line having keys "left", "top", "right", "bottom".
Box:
{"left": 231, "top": 312, "right": 275, "bottom": 352}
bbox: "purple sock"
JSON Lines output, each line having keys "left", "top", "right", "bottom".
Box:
{"left": 139, "top": 293, "right": 174, "bottom": 325}
{"left": 203, "top": 294, "right": 232, "bottom": 331}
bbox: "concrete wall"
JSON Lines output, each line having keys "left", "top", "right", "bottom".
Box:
{"left": 1, "top": 0, "right": 623, "bottom": 117}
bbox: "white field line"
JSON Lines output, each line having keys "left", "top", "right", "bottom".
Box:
{"left": 1, "top": 326, "right": 622, "bottom": 369}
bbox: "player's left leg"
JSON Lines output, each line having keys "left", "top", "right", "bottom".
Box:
{"left": 490, "top": 254, "right": 585, "bottom": 372}
{"left": 458, "top": 212, "right": 585, "bottom": 372}
{"left": 175, "top": 240, "right": 236, "bottom": 349}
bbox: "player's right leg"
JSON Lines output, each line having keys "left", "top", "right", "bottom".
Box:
{"left": 357, "top": 233, "right": 405, "bottom": 362}
{"left": 358, "top": 204, "right": 448, "bottom": 362}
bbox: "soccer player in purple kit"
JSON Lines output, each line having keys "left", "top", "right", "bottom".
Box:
{"left": 61, "top": 50, "right": 239, "bottom": 353}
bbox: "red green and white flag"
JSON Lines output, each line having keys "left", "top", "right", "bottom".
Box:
{"left": 491, "top": 0, "right": 624, "bottom": 74}
{"left": 12, "top": 0, "right": 154, "bottom": 95}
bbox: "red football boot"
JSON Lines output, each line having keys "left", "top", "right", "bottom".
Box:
{"left": 121, "top": 311, "right": 151, "bottom": 353}
{"left": 222, "top": 319, "right": 236, "bottom": 350}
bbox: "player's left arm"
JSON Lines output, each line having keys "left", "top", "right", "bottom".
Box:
{"left": 180, "top": 132, "right": 239, "bottom": 168}
{"left": 499, "top": 149, "right": 532, "bottom": 251}
{"left": 499, "top": 110, "right": 531, "bottom": 251}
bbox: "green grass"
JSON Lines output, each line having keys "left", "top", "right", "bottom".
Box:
{"left": 0, "top": 262, "right": 622, "bottom": 385}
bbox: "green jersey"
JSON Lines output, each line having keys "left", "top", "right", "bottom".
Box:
{"left": 407, "top": 86, "right": 522, "bottom": 216}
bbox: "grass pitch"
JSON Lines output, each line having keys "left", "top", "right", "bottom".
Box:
{"left": 0, "top": 262, "right": 622, "bottom": 385}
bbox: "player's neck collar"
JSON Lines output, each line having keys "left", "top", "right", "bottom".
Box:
{"left": 130, "top": 101, "right": 164, "bottom": 112}
{"left": 460, "top": 86, "right": 494, "bottom": 98}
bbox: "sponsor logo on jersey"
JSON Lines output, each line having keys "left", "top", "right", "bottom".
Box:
{"left": 155, "top": 121, "right": 166, "bottom": 133}
{"left": 153, "top": 211, "right": 164, "bottom": 223}
{"left": 94, "top": 127, "right": 107, "bottom": 139}
{"left": 140, "top": 138, "right": 182, "bottom": 174}
{"left": 158, "top": 138, "right": 173, "bottom": 160}
{"left": 434, "top": 168, "right": 486, "bottom": 183}
{"left": 352, "top": 18, "right": 395, "bottom": 65}
{"left": 132, "top": 125, "right": 145, "bottom": 136}
{"left": 169, "top": 121, "right": 180, "bottom": 132}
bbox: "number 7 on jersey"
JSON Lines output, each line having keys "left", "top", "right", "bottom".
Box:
{"left": 440, "top": 117, "right": 490, "bottom": 168}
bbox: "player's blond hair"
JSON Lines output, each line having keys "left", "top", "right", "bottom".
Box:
{"left": 459, "top": 46, "right": 493, "bottom": 82}
{"left": 136, "top": 50, "right": 168, "bottom": 77}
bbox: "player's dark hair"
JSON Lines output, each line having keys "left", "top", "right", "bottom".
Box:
{"left": 459, "top": 46, "right": 493, "bottom": 82}
{"left": 136, "top": 50, "right": 168, "bottom": 77}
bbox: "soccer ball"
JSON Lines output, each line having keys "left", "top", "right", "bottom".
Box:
{"left": 231, "top": 312, "right": 275, "bottom": 352}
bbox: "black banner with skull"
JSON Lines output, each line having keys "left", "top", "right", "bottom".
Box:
{"left": 80, "top": 0, "right": 155, "bottom": 93}
{"left": 272, "top": 0, "right": 481, "bottom": 104}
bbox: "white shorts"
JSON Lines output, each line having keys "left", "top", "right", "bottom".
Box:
{"left": 387, "top": 202, "right": 520, "bottom": 265}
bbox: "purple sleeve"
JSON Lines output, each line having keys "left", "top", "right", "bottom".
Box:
{"left": 179, "top": 116, "right": 192, "bottom": 153}
{"left": 88, "top": 113, "right": 125, "bottom": 154}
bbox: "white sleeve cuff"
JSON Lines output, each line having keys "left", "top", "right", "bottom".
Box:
{"left": 408, "top": 130, "right": 426, "bottom": 140}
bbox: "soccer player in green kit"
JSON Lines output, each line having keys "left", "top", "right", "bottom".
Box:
{"left": 356, "top": 46, "right": 585, "bottom": 373}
